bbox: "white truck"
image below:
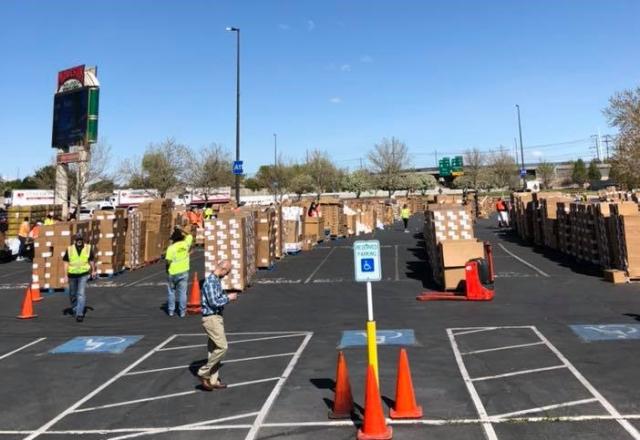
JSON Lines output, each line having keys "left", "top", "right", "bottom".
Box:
{"left": 5, "top": 190, "right": 55, "bottom": 207}
{"left": 176, "top": 187, "right": 232, "bottom": 207}
{"left": 109, "top": 189, "right": 158, "bottom": 208}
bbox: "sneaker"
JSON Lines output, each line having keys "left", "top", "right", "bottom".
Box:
{"left": 76, "top": 316, "right": 84, "bottom": 323}
{"left": 178, "top": 313, "right": 186, "bottom": 318}
{"left": 168, "top": 312, "right": 174, "bottom": 317}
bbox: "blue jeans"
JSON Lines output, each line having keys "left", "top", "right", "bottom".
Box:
{"left": 69, "top": 275, "right": 89, "bottom": 317}
{"left": 167, "top": 272, "right": 188, "bottom": 316}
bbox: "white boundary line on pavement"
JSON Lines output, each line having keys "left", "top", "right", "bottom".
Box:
{"left": 492, "top": 398, "right": 599, "bottom": 419}
{"left": 530, "top": 326, "right": 640, "bottom": 439}
{"left": 394, "top": 244, "right": 400, "bottom": 281}
{"left": 157, "top": 333, "right": 308, "bottom": 351}
{"left": 304, "top": 247, "right": 336, "bottom": 283}
{"left": 451, "top": 327, "right": 498, "bottom": 336}
{"left": 125, "top": 352, "right": 297, "bottom": 376}
{"left": 0, "top": 337, "right": 46, "bottom": 360}
{"left": 74, "top": 377, "right": 281, "bottom": 413}
{"left": 446, "top": 328, "right": 499, "bottom": 440}
{"left": 471, "top": 364, "right": 566, "bottom": 382}
{"left": 461, "top": 341, "right": 545, "bottom": 355}
{"left": 497, "top": 243, "right": 551, "bottom": 277}
{"left": 244, "top": 332, "right": 314, "bottom": 440}
{"left": 23, "top": 335, "right": 178, "bottom": 440}
{"left": 177, "top": 331, "right": 307, "bottom": 336}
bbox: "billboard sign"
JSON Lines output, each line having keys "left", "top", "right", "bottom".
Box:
{"left": 56, "top": 152, "right": 82, "bottom": 164}
{"left": 57, "top": 65, "right": 85, "bottom": 93}
{"left": 52, "top": 88, "right": 89, "bottom": 148}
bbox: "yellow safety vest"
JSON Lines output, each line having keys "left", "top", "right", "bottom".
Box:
{"left": 184, "top": 233, "right": 193, "bottom": 249}
{"left": 68, "top": 245, "right": 91, "bottom": 275}
{"left": 204, "top": 208, "right": 213, "bottom": 219}
{"left": 401, "top": 208, "right": 411, "bottom": 219}
{"left": 44, "top": 218, "right": 55, "bottom": 225}
{"left": 166, "top": 240, "right": 190, "bottom": 276}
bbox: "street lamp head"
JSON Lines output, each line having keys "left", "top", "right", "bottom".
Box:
{"left": 226, "top": 26, "right": 239, "bottom": 32}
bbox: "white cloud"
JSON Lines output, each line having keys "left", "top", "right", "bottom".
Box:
{"left": 532, "top": 150, "right": 543, "bottom": 157}
{"left": 340, "top": 64, "right": 351, "bottom": 72}
{"left": 360, "top": 55, "right": 373, "bottom": 63}
{"left": 329, "top": 97, "right": 342, "bottom": 104}
{"left": 278, "top": 23, "right": 290, "bottom": 31}
{"left": 307, "top": 19, "right": 316, "bottom": 31}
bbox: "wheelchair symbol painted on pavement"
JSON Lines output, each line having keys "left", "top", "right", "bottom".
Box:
{"left": 570, "top": 324, "right": 640, "bottom": 342}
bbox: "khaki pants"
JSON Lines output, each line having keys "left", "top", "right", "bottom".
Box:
{"left": 197, "top": 315, "right": 228, "bottom": 383}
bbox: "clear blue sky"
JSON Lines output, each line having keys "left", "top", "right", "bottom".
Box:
{"left": 1, "top": 0, "right": 639, "bottom": 180}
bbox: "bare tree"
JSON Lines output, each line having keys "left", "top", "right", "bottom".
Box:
{"left": 289, "top": 173, "right": 315, "bottom": 200}
{"left": 187, "top": 143, "right": 233, "bottom": 200}
{"left": 367, "top": 137, "right": 410, "bottom": 197}
{"left": 486, "top": 149, "right": 518, "bottom": 189}
{"left": 536, "top": 160, "right": 556, "bottom": 189}
{"left": 463, "top": 148, "right": 485, "bottom": 189}
{"left": 418, "top": 174, "right": 437, "bottom": 194}
{"left": 69, "top": 140, "right": 111, "bottom": 207}
{"left": 342, "top": 169, "right": 372, "bottom": 198}
{"left": 604, "top": 87, "right": 640, "bottom": 189}
{"left": 306, "top": 150, "right": 341, "bottom": 195}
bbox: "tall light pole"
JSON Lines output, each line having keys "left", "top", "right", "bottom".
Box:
{"left": 226, "top": 26, "right": 241, "bottom": 205}
{"left": 273, "top": 133, "right": 277, "bottom": 167}
{"left": 515, "top": 104, "right": 525, "bottom": 186}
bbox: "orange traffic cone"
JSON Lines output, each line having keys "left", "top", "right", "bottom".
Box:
{"left": 17, "top": 287, "right": 37, "bottom": 319}
{"left": 329, "top": 351, "right": 354, "bottom": 419}
{"left": 390, "top": 349, "right": 422, "bottom": 419}
{"left": 30, "top": 285, "right": 43, "bottom": 302}
{"left": 187, "top": 272, "right": 201, "bottom": 314}
{"left": 357, "top": 365, "right": 392, "bottom": 440}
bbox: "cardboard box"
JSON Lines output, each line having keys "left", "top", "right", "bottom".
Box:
{"left": 439, "top": 240, "right": 484, "bottom": 268}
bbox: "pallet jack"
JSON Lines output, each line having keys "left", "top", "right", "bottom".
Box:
{"left": 416, "top": 241, "right": 495, "bottom": 301}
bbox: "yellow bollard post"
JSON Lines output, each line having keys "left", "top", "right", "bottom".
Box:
{"left": 366, "top": 319, "right": 379, "bottom": 383}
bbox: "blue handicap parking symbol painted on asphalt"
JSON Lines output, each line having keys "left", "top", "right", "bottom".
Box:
{"left": 50, "top": 336, "right": 143, "bottom": 354}
{"left": 361, "top": 258, "right": 374, "bottom": 273}
{"left": 338, "top": 329, "right": 416, "bottom": 348}
{"left": 570, "top": 324, "right": 640, "bottom": 342}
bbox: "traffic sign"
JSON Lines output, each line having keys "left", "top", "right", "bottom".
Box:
{"left": 353, "top": 240, "right": 381, "bottom": 282}
{"left": 233, "top": 160, "right": 244, "bottom": 175}
{"left": 520, "top": 168, "right": 527, "bottom": 177}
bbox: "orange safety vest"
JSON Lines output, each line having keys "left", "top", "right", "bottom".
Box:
{"left": 28, "top": 225, "right": 40, "bottom": 239}
{"left": 18, "top": 221, "right": 30, "bottom": 238}
{"left": 495, "top": 201, "right": 506, "bottom": 211}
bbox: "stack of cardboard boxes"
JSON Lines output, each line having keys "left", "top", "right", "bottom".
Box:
{"left": 254, "top": 207, "right": 276, "bottom": 269}
{"left": 32, "top": 221, "right": 99, "bottom": 290}
{"left": 94, "top": 209, "right": 127, "bottom": 276}
{"left": 203, "top": 211, "right": 256, "bottom": 291}
{"left": 423, "top": 205, "right": 482, "bottom": 290}
{"left": 6, "top": 205, "right": 62, "bottom": 237}
{"left": 319, "top": 198, "right": 342, "bottom": 236}
{"left": 137, "top": 199, "right": 173, "bottom": 262}
{"left": 282, "top": 206, "right": 303, "bottom": 253}
{"left": 273, "top": 204, "right": 283, "bottom": 259}
{"left": 124, "top": 210, "right": 146, "bottom": 269}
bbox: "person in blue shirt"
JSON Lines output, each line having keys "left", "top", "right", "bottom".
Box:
{"left": 197, "top": 260, "right": 238, "bottom": 391}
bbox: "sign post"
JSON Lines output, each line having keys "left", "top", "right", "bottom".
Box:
{"left": 353, "top": 240, "right": 382, "bottom": 382}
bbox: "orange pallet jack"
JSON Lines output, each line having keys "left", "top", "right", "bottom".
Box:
{"left": 416, "top": 241, "right": 495, "bottom": 301}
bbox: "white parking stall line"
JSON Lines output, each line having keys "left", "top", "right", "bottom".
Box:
{"left": 497, "top": 243, "right": 551, "bottom": 277}
{"left": 531, "top": 326, "right": 640, "bottom": 439}
{"left": 177, "top": 331, "right": 308, "bottom": 336}
{"left": 394, "top": 244, "right": 399, "bottom": 281}
{"left": 125, "top": 352, "right": 297, "bottom": 376}
{"left": 451, "top": 327, "right": 498, "bottom": 337}
{"left": 304, "top": 247, "right": 336, "bottom": 283}
{"left": 471, "top": 364, "right": 567, "bottom": 382}
{"left": 446, "top": 329, "right": 499, "bottom": 440}
{"left": 461, "top": 341, "right": 545, "bottom": 356}
{"left": 0, "top": 337, "right": 46, "bottom": 360}
{"left": 158, "top": 333, "right": 308, "bottom": 351}
{"left": 492, "top": 398, "right": 599, "bottom": 419}
{"left": 75, "top": 377, "right": 281, "bottom": 413}
{"left": 245, "top": 332, "right": 314, "bottom": 440}
{"left": 23, "top": 335, "right": 178, "bottom": 440}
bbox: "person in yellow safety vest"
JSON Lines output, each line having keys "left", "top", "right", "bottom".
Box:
{"left": 17, "top": 217, "right": 30, "bottom": 261}
{"left": 203, "top": 205, "right": 214, "bottom": 220}
{"left": 165, "top": 228, "right": 191, "bottom": 317}
{"left": 401, "top": 204, "right": 411, "bottom": 233}
{"left": 62, "top": 233, "right": 96, "bottom": 322}
{"left": 44, "top": 213, "right": 55, "bottom": 225}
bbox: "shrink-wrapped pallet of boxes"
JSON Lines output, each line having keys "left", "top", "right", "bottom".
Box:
{"left": 273, "top": 204, "right": 283, "bottom": 258}
{"left": 204, "top": 211, "right": 256, "bottom": 291}
{"left": 254, "top": 207, "right": 276, "bottom": 269}
{"left": 303, "top": 216, "right": 325, "bottom": 243}
{"left": 32, "top": 221, "right": 98, "bottom": 291}
{"left": 137, "top": 199, "right": 173, "bottom": 262}
{"left": 282, "top": 206, "right": 303, "bottom": 253}
{"left": 6, "top": 205, "right": 63, "bottom": 237}
{"left": 423, "top": 205, "right": 480, "bottom": 290}
{"left": 125, "top": 210, "right": 146, "bottom": 269}
{"left": 93, "top": 209, "right": 127, "bottom": 276}
{"left": 319, "top": 197, "right": 342, "bottom": 237}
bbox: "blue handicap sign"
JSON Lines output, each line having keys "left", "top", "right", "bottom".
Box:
{"left": 520, "top": 168, "right": 527, "bottom": 177}
{"left": 50, "top": 336, "right": 143, "bottom": 354}
{"left": 233, "top": 160, "right": 244, "bottom": 175}
{"left": 338, "top": 329, "right": 416, "bottom": 348}
{"left": 570, "top": 324, "right": 640, "bottom": 342}
{"left": 361, "top": 258, "right": 374, "bottom": 273}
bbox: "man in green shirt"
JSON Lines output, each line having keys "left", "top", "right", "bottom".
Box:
{"left": 165, "top": 228, "right": 191, "bottom": 317}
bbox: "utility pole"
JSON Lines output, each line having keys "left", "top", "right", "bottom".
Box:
{"left": 359, "top": 157, "right": 363, "bottom": 169}
{"left": 273, "top": 133, "right": 277, "bottom": 167}
{"left": 590, "top": 135, "right": 601, "bottom": 162}
{"left": 434, "top": 149, "right": 438, "bottom": 167}
{"left": 513, "top": 138, "right": 519, "bottom": 162}
{"left": 226, "top": 26, "right": 241, "bottom": 205}
{"left": 602, "top": 135, "right": 613, "bottom": 161}
{"left": 516, "top": 104, "right": 525, "bottom": 186}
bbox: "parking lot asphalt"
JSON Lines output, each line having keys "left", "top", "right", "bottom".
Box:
{"left": 1, "top": 214, "right": 640, "bottom": 439}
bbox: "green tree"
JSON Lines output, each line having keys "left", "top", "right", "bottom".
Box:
{"left": 88, "top": 179, "right": 115, "bottom": 194}
{"left": 403, "top": 173, "right": 421, "bottom": 195}
{"left": 588, "top": 159, "right": 602, "bottom": 181}
{"left": 367, "top": 137, "right": 411, "bottom": 197}
{"left": 306, "top": 150, "right": 341, "bottom": 195}
{"left": 243, "top": 177, "right": 263, "bottom": 192}
{"left": 418, "top": 174, "right": 437, "bottom": 194}
{"left": 571, "top": 159, "right": 588, "bottom": 185}
{"left": 289, "top": 174, "right": 315, "bottom": 200}
{"left": 604, "top": 87, "right": 640, "bottom": 189}
{"left": 536, "top": 160, "right": 556, "bottom": 189}
{"left": 342, "top": 169, "right": 372, "bottom": 198}
{"left": 32, "top": 165, "right": 57, "bottom": 189}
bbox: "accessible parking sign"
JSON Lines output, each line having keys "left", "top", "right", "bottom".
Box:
{"left": 353, "top": 240, "right": 381, "bottom": 282}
